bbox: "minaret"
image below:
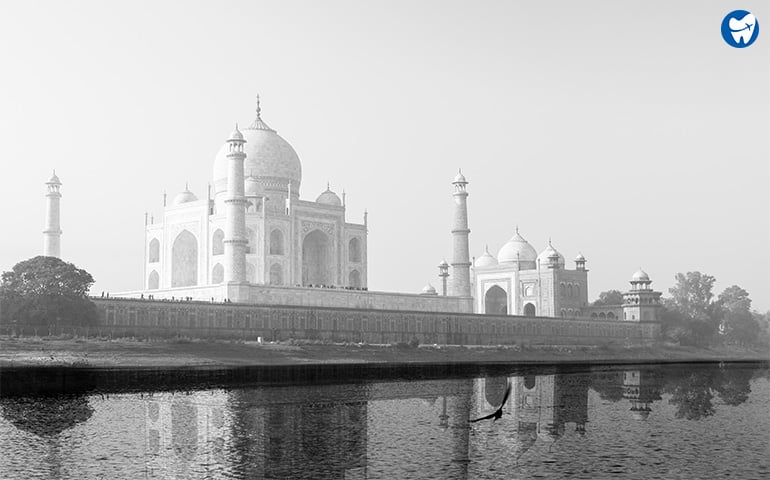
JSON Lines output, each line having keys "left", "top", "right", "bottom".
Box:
{"left": 224, "top": 124, "right": 248, "bottom": 287}
{"left": 43, "top": 171, "right": 62, "bottom": 258}
{"left": 450, "top": 170, "right": 471, "bottom": 297}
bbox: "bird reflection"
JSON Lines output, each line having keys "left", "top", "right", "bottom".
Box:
{"left": 470, "top": 380, "right": 511, "bottom": 423}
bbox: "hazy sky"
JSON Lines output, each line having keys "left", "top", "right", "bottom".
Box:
{"left": 1, "top": 1, "right": 768, "bottom": 310}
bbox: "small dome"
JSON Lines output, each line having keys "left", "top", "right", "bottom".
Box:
{"left": 475, "top": 247, "right": 498, "bottom": 268}
{"left": 438, "top": 259, "right": 449, "bottom": 268}
{"left": 538, "top": 241, "right": 565, "bottom": 267}
{"left": 575, "top": 252, "right": 586, "bottom": 262}
{"left": 453, "top": 170, "right": 467, "bottom": 183}
{"left": 631, "top": 269, "right": 650, "bottom": 282}
{"left": 228, "top": 124, "right": 244, "bottom": 141}
{"left": 420, "top": 284, "right": 438, "bottom": 295}
{"left": 497, "top": 229, "right": 538, "bottom": 266}
{"left": 172, "top": 186, "right": 198, "bottom": 205}
{"left": 47, "top": 171, "right": 61, "bottom": 184}
{"left": 316, "top": 185, "right": 342, "bottom": 206}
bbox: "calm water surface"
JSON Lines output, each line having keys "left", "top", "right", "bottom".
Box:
{"left": 0, "top": 362, "right": 768, "bottom": 479}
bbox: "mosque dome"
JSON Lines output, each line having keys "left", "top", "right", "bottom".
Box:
{"left": 316, "top": 185, "right": 342, "bottom": 206}
{"left": 631, "top": 269, "right": 650, "bottom": 282}
{"left": 172, "top": 186, "right": 198, "bottom": 205}
{"left": 475, "top": 247, "right": 498, "bottom": 268}
{"left": 497, "top": 229, "right": 538, "bottom": 265}
{"left": 212, "top": 102, "right": 301, "bottom": 196}
{"left": 420, "top": 284, "right": 438, "bottom": 295}
{"left": 453, "top": 170, "right": 467, "bottom": 183}
{"left": 575, "top": 252, "right": 586, "bottom": 262}
{"left": 47, "top": 171, "right": 61, "bottom": 184}
{"left": 537, "top": 242, "right": 565, "bottom": 267}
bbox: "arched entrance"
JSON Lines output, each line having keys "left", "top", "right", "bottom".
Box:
{"left": 171, "top": 230, "right": 197, "bottom": 287}
{"left": 349, "top": 269, "right": 362, "bottom": 288}
{"left": 148, "top": 270, "right": 159, "bottom": 290}
{"left": 212, "top": 263, "right": 224, "bottom": 284}
{"left": 302, "top": 230, "right": 330, "bottom": 286}
{"left": 484, "top": 286, "right": 508, "bottom": 314}
{"left": 523, "top": 303, "right": 536, "bottom": 317}
{"left": 269, "top": 263, "right": 283, "bottom": 285}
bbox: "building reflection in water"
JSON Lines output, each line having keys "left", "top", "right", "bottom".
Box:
{"left": 622, "top": 370, "right": 663, "bottom": 420}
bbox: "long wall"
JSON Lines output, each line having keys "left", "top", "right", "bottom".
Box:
{"left": 116, "top": 283, "right": 474, "bottom": 314}
{"left": 89, "top": 298, "right": 660, "bottom": 346}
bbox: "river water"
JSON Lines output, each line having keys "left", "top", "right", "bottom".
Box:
{"left": 0, "top": 362, "right": 767, "bottom": 479}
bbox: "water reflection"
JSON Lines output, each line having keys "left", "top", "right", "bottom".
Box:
{"left": 0, "top": 363, "right": 767, "bottom": 479}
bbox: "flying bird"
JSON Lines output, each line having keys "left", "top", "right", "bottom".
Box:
{"left": 470, "top": 379, "right": 512, "bottom": 423}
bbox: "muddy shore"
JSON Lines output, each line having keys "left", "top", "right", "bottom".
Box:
{"left": 0, "top": 337, "right": 766, "bottom": 368}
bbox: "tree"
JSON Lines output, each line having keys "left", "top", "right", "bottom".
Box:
{"left": 667, "top": 272, "right": 720, "bottom": 345}
{"left": 592, "top": 290, "right": 624, "bottom": 307}
{"left": 715, "top": 285, "right": 761, "bottom": 346}
{"left": 0, "top": 256, "right": 98, "bottom": 329}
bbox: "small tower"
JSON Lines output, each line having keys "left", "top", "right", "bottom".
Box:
{"left": 450, "top": 170, "right": 472, "bottom": 298}
{"left": 438, "top": 259, "right": 450, "bottom": 296}
{"left": 224, "top": 125, "right": 249, "bottom": 291}
{"left": 43, "top": 171, "right": 62, "bottom": 258}
{"left": 574, "top": 253, "right": 587, "bottom": 271}
{"left": 622, "top": 269, "right": 662, "bottom": 322}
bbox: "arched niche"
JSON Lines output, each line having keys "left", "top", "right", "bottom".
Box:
{"left": 172, "top": 230, "right": 198, "bottom": 287}
{"left": 302, "top": 230, "right": 330, "bottom": 286}
{"left": 484, "top": 285, "right": 507, "bottom": 315}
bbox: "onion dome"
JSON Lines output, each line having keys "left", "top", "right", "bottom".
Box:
{"left": 475, "top": 246, "right": 498, "bottom": 268}
{"left": 316, "top": 183, "right": 342, "bottom": 206}
{"left": 575, "top": 252, "right": 586, "bottom": 262}
{"left": 453, "top": 169, "right": 467, "bottom": 184}
{"left": 172, "top": 184, "right": 198, "bottom": 205}
{"left": 213, "top": 97, "right": 301, "bottom": 197}
{"left": 537, "top": 240, "right": 565, "bottom": 267}
{"left": 420, "top": 284, "right": 438, "bottom": 295}
{"left": 631, "top": 269, "right": 650, "bottom": 282}
{"left": 438, "top": 259, "right": 449, "bottom": 268}
{"left": 497, "top": 227, "right": 538, "bottom": 268}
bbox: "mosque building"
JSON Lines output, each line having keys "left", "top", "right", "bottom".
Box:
{"left": 43, "top": 96, "right": 661, "bottom": 321}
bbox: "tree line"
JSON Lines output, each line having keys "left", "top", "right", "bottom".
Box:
{"left": 0, "top": 256, "right": 98, "bottom": 329}
{"left": 593, "top": 271, "right": 769, "bottom": 347}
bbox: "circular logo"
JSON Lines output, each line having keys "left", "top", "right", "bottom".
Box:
{"left": 721, "top": 10, "right": 760, "bottom": 48}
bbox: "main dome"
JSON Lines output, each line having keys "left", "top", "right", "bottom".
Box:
{"left": 497, "top": 229, "right": 538, "bottom": 266}
{"left": 212, "top": 109, "right": 301, "bottom": 195}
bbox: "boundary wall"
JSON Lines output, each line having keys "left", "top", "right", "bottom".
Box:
{"left": 86, "top": 298, "right": 660, "bottom": 346}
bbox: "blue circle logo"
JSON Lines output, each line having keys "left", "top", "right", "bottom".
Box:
{"left": 721, "top": 10, "right": 759, "bottom": 48}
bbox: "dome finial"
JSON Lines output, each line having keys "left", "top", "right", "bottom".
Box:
{"left": 185, "top": 181, "right": 189, "bottom": 191}
{"left": 515, "top": 224, "right": 519, "bottom": 234}
{"left": 327, "top": 181, "right": 330, "bottom": 191}
{"left": 256, "top": 94, "right": 262, "bottom": 119}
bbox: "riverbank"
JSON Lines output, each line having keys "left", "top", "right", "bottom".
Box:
{"left": 0, "top": 336, "right": 766, "bottom": 368}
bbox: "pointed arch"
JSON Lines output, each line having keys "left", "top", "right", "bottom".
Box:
{"left": 270, "top": 229, "right": 284, "bottom": 255}
{"left": 560, "top": 283, "right": 566, "bottom": 297}
{"left": 607, "top": 312, "right": 616, "bottom": 320}
{"left": 212, "top": 229, "right": 224, "bottom": 256}
{"left": 148, "top": 238, "right": 160, "bottom": 263}
{"left": 568, "top": 284, "right": 574, "bottom": 297}
{"left": 348, "top": 237, "right": 362, "bottom": 263}
{"left": 148, "top": 270, "right": 159, "bottom": 290}
{"left": 349, "top": 269, "right": 361, "bottom": 288}
{"left": 246, "top": 228, "right": 257, "bottom": 254}
{"left": 302, "top": 229, "right": 330, "bottom": 286}
{"left": 172, "top": 230, "right": 198, "bottom": 287}
{"left": 484, "top": 286, "right": 507, "bottom": 315}
{"left": 246, "top": 263, "right": 256, "bottom": 284}
{"left": 212, "top": 263, "right": 224, "bottom": 284}
{"left": 269, "top": 263, "right": 283, "bottom": 285}
{"left": 523, "top": 303, "right": 536, "bottom": 316}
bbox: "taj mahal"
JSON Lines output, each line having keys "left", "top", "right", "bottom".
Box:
{"left": 42, "top": 97, "right": 662, "bottom": 323}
